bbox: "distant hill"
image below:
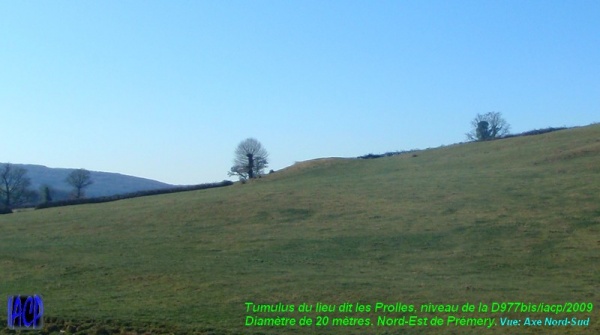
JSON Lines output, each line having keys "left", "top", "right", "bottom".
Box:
{"left": 4, "top": 163, "right": 174, "bottom": 202}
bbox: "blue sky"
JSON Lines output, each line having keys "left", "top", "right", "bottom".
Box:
{"left": 1, "top": 1, "right": 598, "bottom": 185}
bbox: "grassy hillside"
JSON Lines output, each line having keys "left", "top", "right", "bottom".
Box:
{"left": 1, "top": 125, "right": 599, "bottom": 335}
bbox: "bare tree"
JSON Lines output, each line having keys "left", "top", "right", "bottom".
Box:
{"left": 0, "top": 163, "right": 33, "bottom": 208}
{"left": 66, "top": 169, "right": 93, "bottom": 199}
{"left": 228, "top": 138, "right": 269, "bottom": 180}
{"left": 466, "top": 112, "right": 511, "bottom": 141}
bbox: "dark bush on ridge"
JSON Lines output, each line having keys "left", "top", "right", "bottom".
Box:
{"left": 0, "top": 204, "right": 12, "bottom": 214}
{"left": 359, "top": 153, "right": 384, "bottom": 159}
{"left": 358, "top": 150, "right": 418, "bottom": 159}
{"left": 35, "top": 180, "right": 234, "bottom": 210}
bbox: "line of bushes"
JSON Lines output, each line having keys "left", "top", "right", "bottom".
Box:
{"left": 358, "top": 127, "right": 569, "bottom": 160}
{"left": 358, "top": 149, "right": 419, "bottom": 159}
{"left": 35, "top": 180, "right": 233, "bottom": 210}
{"left": 501, "top": 126, "right": 567, "bottom": 139}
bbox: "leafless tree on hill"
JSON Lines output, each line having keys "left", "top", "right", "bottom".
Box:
{"left": 66, "top": 168, "right": 93, "bottom": 199}
{"left": 0, "top": 163, "right": 33, "bottom": 208}
{"left": 466, "top": 112, "right": 511, "bottom": 141}
{"left": 228, "top": 138, "right": 269, "bottom": 180}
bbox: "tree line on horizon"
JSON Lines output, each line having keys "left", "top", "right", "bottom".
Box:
{"left": 2, "top": 112, "right": 569, "bottom": 213}
{"left": 358, "top": 112, "right": 565, "bottom": 159}
{"left": 0, "top": 166, "right": 93, "bottom": 213}
{"left": 227, "top": 113, "right": 512, "bottom": 178}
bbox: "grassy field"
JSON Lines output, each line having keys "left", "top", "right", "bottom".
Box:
{"left": 1, "top": 125, "right": 599, "bottom": 335}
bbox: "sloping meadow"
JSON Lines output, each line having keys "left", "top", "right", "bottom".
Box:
{"left": 1, "top": 125, "right": 599, "bottom": 334}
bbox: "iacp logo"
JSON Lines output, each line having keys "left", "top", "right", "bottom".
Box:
{"left": 7, "top": 295, "right": 44, "bottom": 330}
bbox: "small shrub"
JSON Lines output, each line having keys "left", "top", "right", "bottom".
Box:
{"left": 0, "top": 204, "right": 12, "bottom": 215}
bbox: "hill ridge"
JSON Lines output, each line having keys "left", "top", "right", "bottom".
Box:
{"left": 0, "top": 123, "right": 598, "bottom": 334}
{"left": 1, "top": 163, "right": 174, "bottom": 203}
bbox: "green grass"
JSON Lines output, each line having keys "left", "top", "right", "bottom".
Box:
{"left": 1, "top": 125, "right": 599, "bottom": 334}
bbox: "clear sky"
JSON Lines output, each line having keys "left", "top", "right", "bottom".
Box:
{"left": 2, "top": 1, "right": 598, "bottom": 185}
